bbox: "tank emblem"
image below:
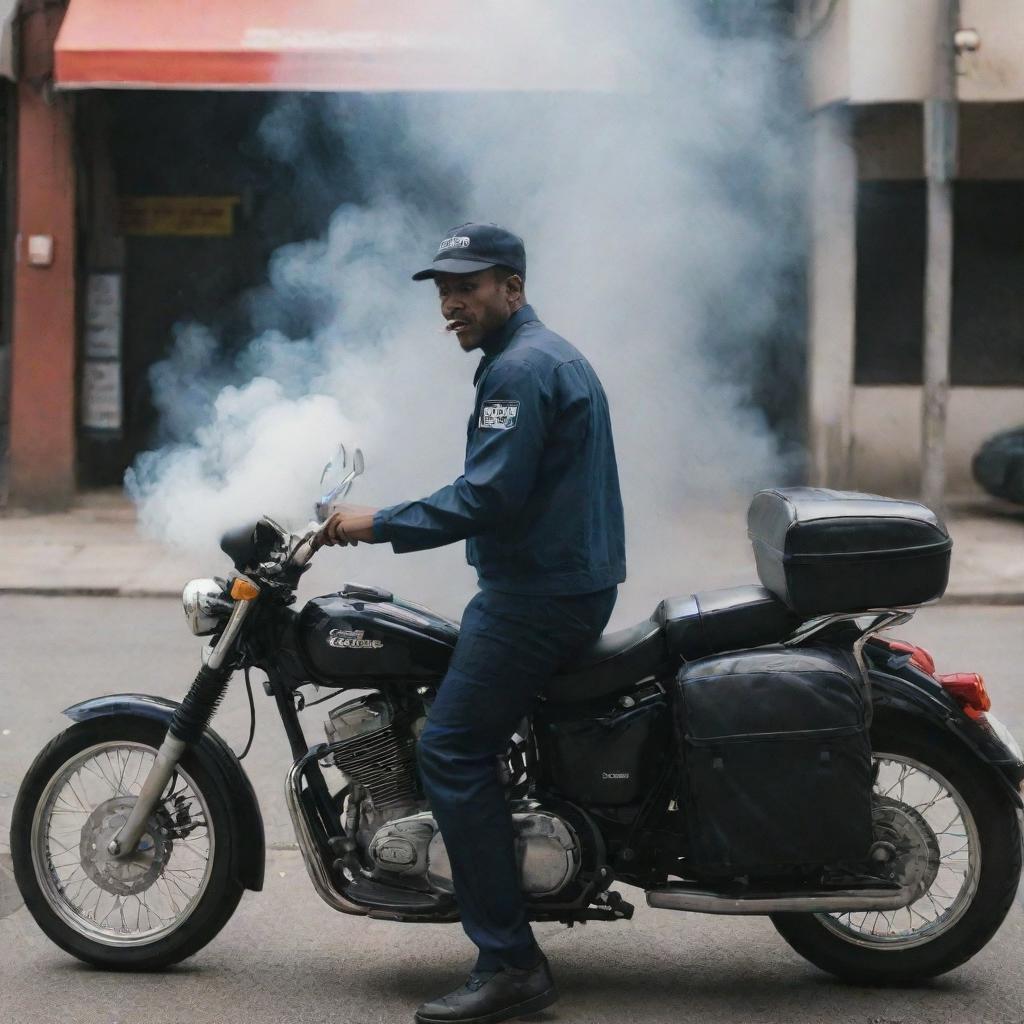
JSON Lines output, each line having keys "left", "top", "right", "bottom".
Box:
{"left": 327, "top": 629, "right": 384, "bottom": 650}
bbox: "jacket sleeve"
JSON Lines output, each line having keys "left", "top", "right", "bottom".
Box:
{"left": 373, "top": 360, "right": 551, "bottom": 553}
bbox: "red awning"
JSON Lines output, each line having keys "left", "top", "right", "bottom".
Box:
{"left": 54, "top": 0, "right": 613, "bottom": 92}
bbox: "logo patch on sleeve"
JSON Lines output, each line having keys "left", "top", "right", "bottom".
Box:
{"left": 479, "top": 400, "right": 520, "bottom": 430}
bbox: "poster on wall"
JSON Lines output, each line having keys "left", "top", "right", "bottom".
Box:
{"left": 81, "top": 360, "right": 123, "bottom": 431}
{"left": 84, "top": 272, "right": 122, "bottom": 359}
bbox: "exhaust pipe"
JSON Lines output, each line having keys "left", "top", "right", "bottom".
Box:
{"left": 646, "top": 882, "right": 918, "bottom": 916}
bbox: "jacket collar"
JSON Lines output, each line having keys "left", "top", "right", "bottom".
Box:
{"left": 474, "top": 304, "right": 538, "bottom": 384}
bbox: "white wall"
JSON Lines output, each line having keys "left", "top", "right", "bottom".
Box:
{"left": 802, "top": 0, "right": 1024, "bottom": 108}
{"left": 851, "top": 386, "right": 1024, "bottom": 495}
{"left": 806, "top": 107, "right": 858, "bottom": 487}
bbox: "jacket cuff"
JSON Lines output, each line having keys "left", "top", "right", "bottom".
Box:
{"left": 372, "top": 508, "right": 393, "bottom": 544}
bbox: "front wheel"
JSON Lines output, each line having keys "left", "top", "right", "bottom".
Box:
{"left": 11, "top": 716, "right": 244, "bottom": 969}
{"left": 771, "top": 713, "right": 1022, "bottom": 983}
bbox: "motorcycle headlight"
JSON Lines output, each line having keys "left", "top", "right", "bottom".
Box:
{"left": 182, "top": 578, "right": 231, "bottom": 636}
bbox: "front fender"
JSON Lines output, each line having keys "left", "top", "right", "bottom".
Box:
{"left": 63, "top": 693, "right": 265, "bottom": 892}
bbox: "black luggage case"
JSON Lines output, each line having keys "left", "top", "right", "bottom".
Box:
{"left": 748, "top": 488, "right": 952, "bottom": 617}
{"left": 676, "top": 644, "right": 873, "bottom": 878}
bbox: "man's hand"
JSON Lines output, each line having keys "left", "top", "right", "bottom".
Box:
{"left": 315, "top": 504, "right": 380, "bottom": 549}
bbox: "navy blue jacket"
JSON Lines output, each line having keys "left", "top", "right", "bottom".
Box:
{"left": 373, "top": 305, "right": 626, "bottom": 595}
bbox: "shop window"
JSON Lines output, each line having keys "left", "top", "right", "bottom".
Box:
{"left": 854, "top": 181, "right": 925, "bottom": 385}
{"left": 950, "top": 183, "right": 1024, "bottom": 386}
{"left": 855, "top": 181, "right": 1024, "bottom": 386}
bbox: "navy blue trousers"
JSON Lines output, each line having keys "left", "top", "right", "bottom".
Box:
{"left": 417, "top": 586, "right": 617, "bottom": 972}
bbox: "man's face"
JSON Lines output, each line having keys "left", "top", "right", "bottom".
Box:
{"left": 435, "top": 269, "right": 522, "bottom": 352}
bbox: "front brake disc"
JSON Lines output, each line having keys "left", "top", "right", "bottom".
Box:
{"left": 79, "top": 797, "right": 172, "bottom": 897}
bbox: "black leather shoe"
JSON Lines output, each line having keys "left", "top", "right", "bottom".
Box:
{"left": 414, "top": 957, "right": 558, "bottom": 1024}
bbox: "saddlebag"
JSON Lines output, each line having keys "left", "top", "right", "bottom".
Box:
{"left": 535, "top": 687, "right": 671, "bottom": 806}
{"left": 747, "top": 488, "right": 952, "bottom": 617}
{"left": 676, "top": 645, "right": 873, "bottom": 877}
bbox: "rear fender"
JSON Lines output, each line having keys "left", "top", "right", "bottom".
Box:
{"left": 866, "top": 647, "right": 1024, "bottom": 805}
{"left": 63, "top": 693, "right": 266, "bottom": 891}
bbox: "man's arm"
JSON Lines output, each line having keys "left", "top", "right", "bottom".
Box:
{"left": 316, "top": 504, "right": 378, "bottom": 548}
{"left": 372, "top": 360, "right": 551, "bottom": 554}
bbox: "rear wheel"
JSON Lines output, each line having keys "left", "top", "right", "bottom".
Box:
{"left": 771, "top": 714, "right": 1022, "bottom": 983}
{"left": 12, "top": 716, "right": 244, "bottom": 969}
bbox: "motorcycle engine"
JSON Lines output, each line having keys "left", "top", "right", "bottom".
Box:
{"left": 323, "top": 693, "right": 428, "bottom": 849}
{"left": 323, "top": 692, "right": 582, "bottom": 898}
{"left": 368, "top": 807, "right": 581, "bottom": 897}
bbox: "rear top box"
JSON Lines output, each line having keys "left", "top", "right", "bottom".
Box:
{"left": 748, "top": 488, "right": 952, "bottom": 617}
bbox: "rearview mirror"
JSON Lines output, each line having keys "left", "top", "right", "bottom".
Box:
{"left": 315, "top": 445, "right": 366, "bottom": 522}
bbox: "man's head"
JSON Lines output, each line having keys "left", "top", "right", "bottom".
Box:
{"left": 433, "top": 266, "right": 525, "bottom": 352}
{"left": 413, "top": 223, "right": 527, "bottom": 352}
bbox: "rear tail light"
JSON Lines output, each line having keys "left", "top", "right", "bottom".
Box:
{"left": 939, "top": 672, "right": 992, "bottom": 719}
{"left": 883, "top": 639, "right": 993, "bottom": 721}
{"left": 886, "top": 639, "right": 936, "bottom": 676}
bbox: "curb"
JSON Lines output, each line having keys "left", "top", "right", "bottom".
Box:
{"left": 938, "top": 592, "right": 1024, "bottom": 607}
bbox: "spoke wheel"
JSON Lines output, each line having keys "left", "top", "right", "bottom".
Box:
{"left": 12, "top": 716, "right": 245, "bottom": 969}
{"left": 31, "top": 742, "right": 214, "bottom": 946}
{"left": 771, "top": 712, "right": 1021, "bottom": 983}
{"left": 819, "top": 753, "right": 981, "bottom": 950}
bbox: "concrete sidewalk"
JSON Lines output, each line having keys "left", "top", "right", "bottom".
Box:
{"left": 0, "top": 489, "right": 1022, "bottom": 603}
{"left": 0, "top": 490, "right": 211, "bottom": 598}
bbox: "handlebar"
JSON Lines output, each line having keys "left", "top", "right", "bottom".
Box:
{"left": 289, "top": 528, "right": 321, "bottom": 569}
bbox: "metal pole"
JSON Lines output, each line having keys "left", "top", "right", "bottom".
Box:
{"left": 921, "top": 0, "right": 959, "bottom": 516}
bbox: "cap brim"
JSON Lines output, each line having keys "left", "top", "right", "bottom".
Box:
{"left": 411, "top": 257, "right": 499, "bottom": 281}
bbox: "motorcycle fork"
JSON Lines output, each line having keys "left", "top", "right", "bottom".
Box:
{"left": 108, "top": 598, "right": 255, "bottom": 857}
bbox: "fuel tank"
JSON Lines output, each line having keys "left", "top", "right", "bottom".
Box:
{"left": 298, "top": 586, "right": 458, "bottom": 683}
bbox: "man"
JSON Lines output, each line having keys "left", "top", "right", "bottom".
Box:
{"left": 317, "top": 223, "right": 626, "bottom": 1024}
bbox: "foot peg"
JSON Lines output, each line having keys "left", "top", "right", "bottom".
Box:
{"left": 595, "top": 889, "right": 634, "bottom": 920}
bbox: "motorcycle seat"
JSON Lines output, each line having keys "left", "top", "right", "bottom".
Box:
{"left": 548, "top": 620, "right": 667, "bottom": 704}
{"left": 546, "top": 585, "right": 800, "bottom": 705}
{"left": 654, "top": 585, "right": 801, "bottom": 662}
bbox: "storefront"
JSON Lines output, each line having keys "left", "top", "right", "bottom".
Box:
{"left": 6, "top": 0, "right": 805, "bottom": 508}
{"left": 73, "top": 90, "right": 331, "bottom": 485}
{"left": 7, "top": 0, "right": 594, "bottom": 506}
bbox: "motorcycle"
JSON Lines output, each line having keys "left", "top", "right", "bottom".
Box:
{"left": 11, "top": 450, "right": 1024, "bottom": 984}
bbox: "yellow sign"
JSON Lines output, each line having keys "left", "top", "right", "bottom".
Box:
{"left": 117, "top": 196, "right": 240, "bottom": 237}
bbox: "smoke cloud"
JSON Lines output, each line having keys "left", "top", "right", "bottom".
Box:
{"left": 126, "top": 1, "right": 805, "bottom": 624}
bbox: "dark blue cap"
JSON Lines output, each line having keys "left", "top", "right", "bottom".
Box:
{"left": 412, "top": 222, "right": 526, "bottom": 281}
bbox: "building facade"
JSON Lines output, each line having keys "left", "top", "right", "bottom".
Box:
{"left": 1, "top": 0, "right": 632, "bottom": 509}
{"left": 802, "top": 0, "right": 1024, "bottom": 496}
{"left": 4, "top": 1, "right": 1022, "bottom": 508}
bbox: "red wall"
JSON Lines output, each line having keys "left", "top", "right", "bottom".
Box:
{"left": 8, "top": 2, "right": 76, "bottom": 508}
